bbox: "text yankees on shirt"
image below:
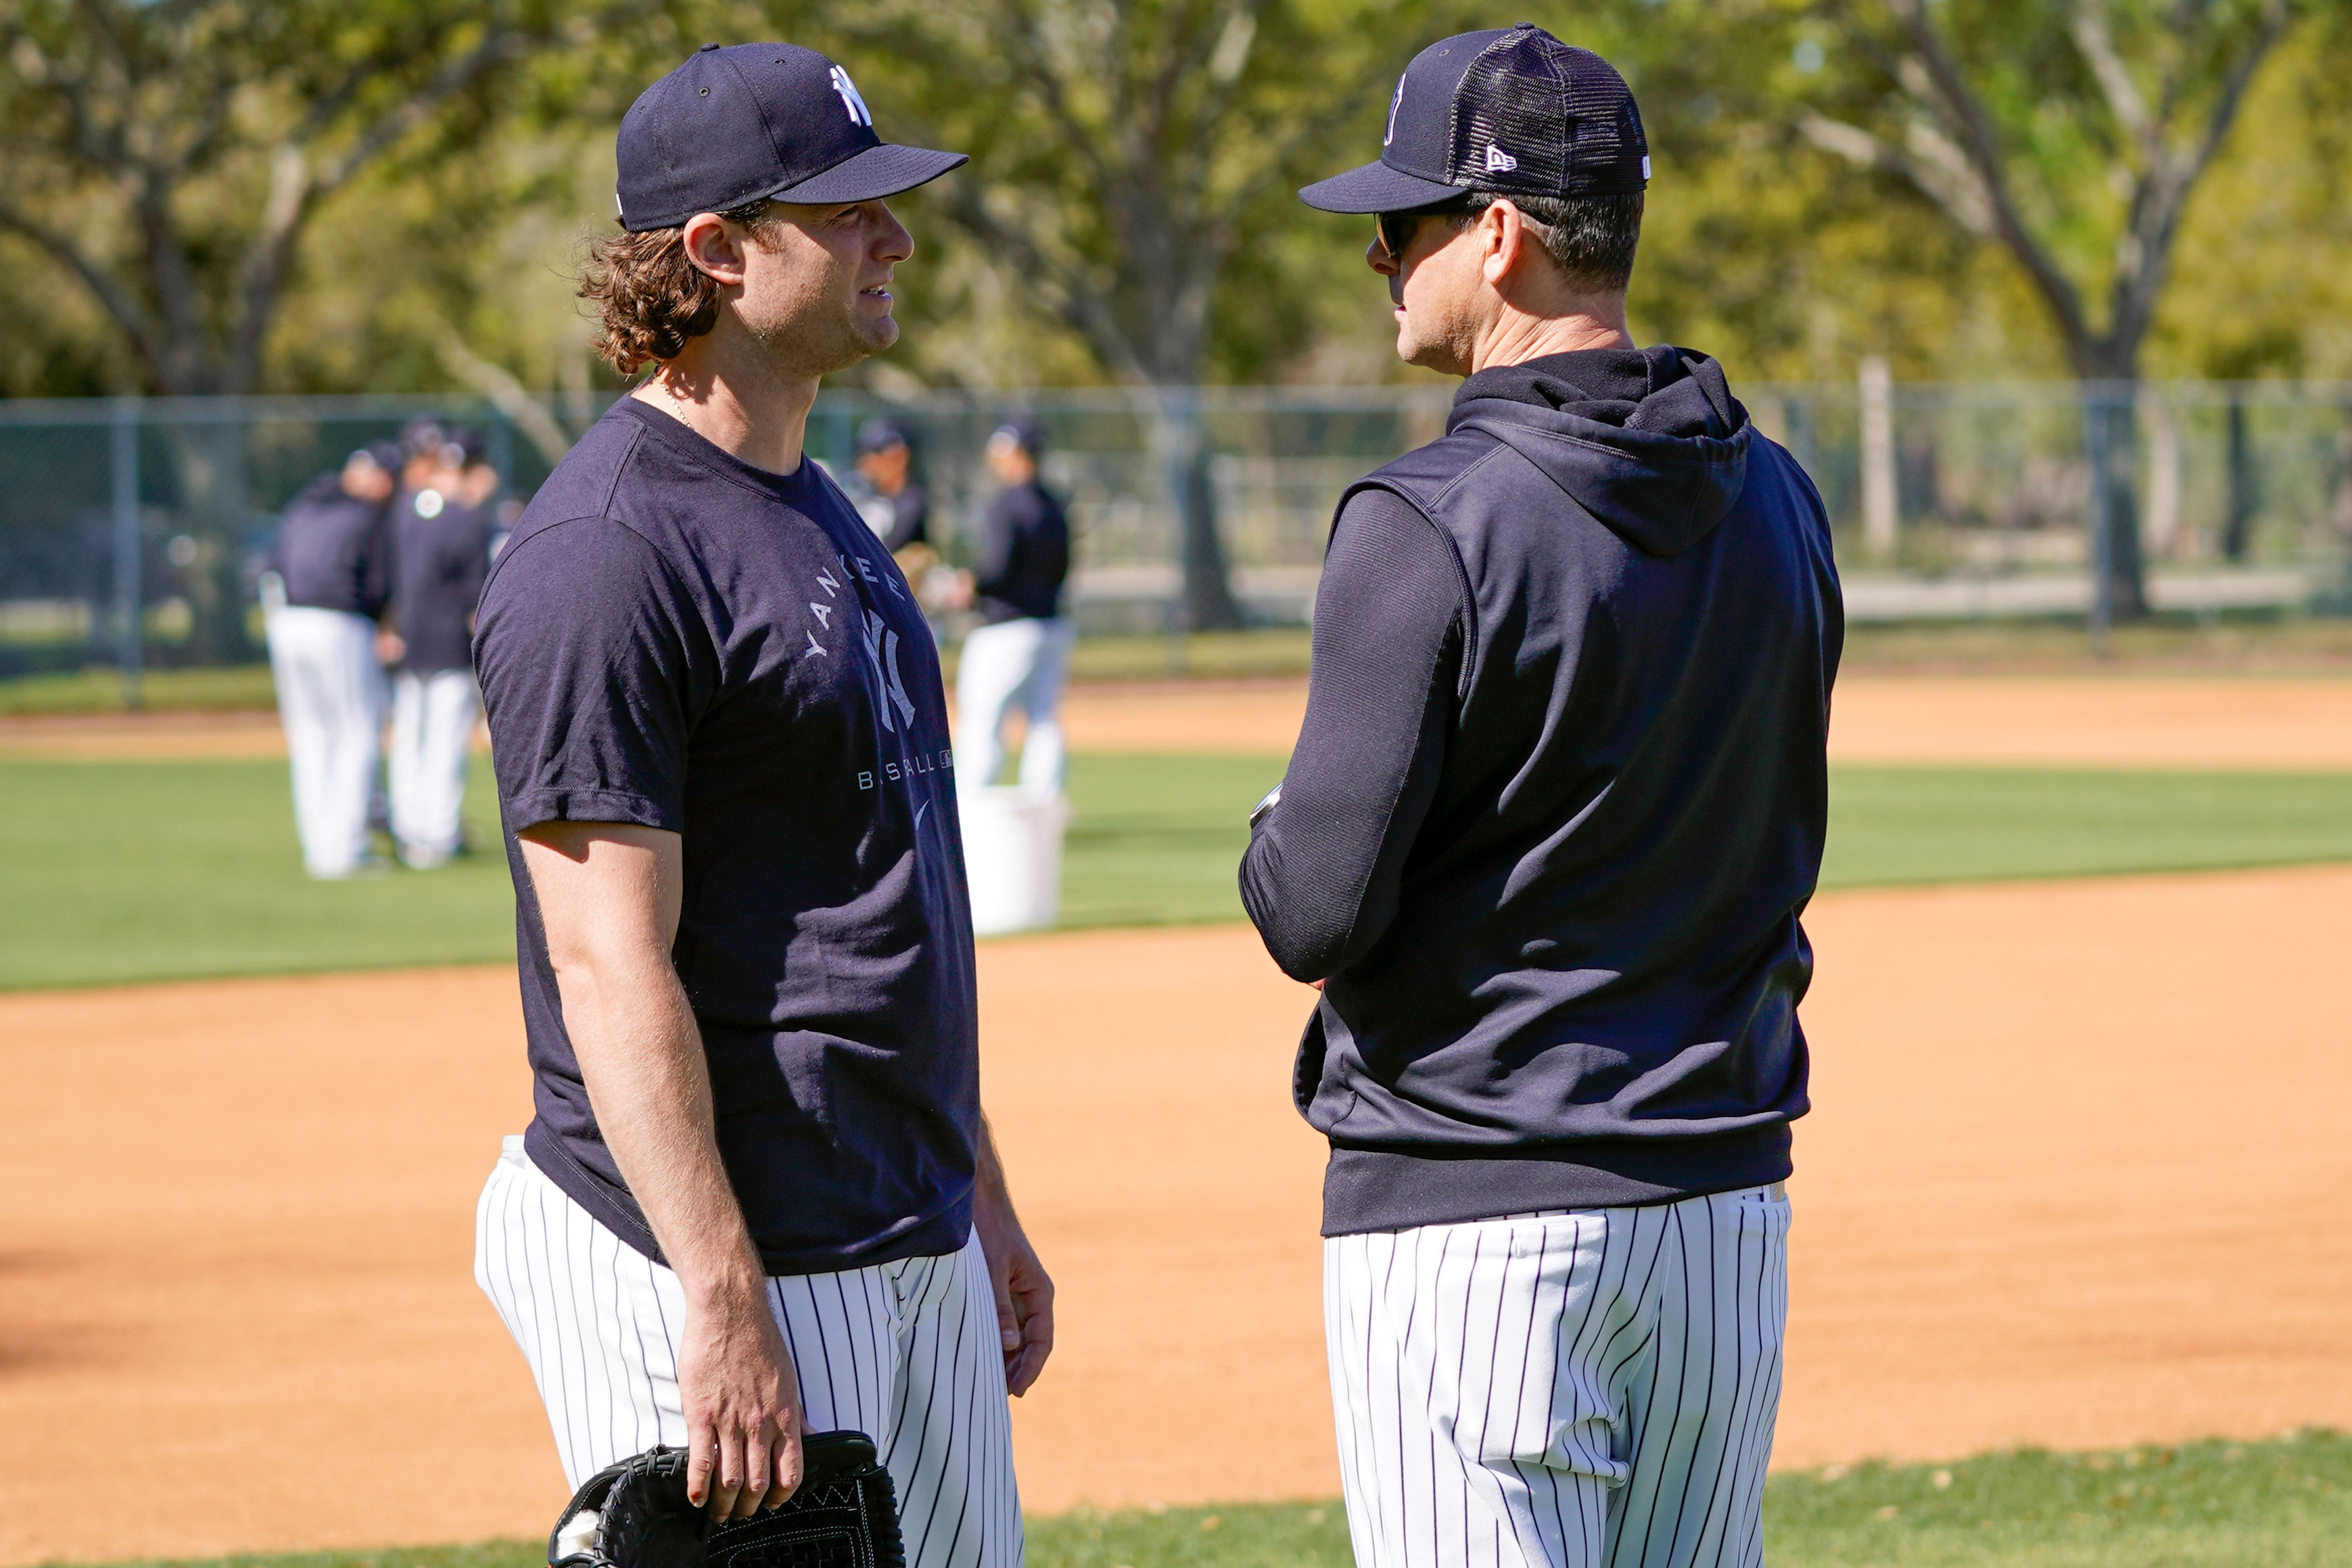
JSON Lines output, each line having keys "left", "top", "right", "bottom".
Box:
{"left": 804, "top": 545, "right": 953, "bottom": 791}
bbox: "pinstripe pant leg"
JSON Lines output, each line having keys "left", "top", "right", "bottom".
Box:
{"left": 475, "top": 1137, "right": 685, "bottom": 1490}
{"left": 1602, "top": 1188, "right": 1791, "bottom": 1568}
{"left": 1327, "top": 1193, "right": 1785, "bottom": 1568}
{"left": 475, "top": 1135, "right": 1027, "bottom": 1563}
{"left": 882, "top": 1229, "right": 1023, "bottom": 1568}
{"left": 1327, "top": 1213, "right": 1638, "bottom": 1568}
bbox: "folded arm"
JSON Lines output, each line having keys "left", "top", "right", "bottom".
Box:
{"left": 1240, "top": 488, "right": 1463, "bottom": 982}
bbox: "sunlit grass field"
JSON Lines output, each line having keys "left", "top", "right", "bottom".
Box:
{"left": 6, "top": 752, "right": 2352, "bottom": 989}
{"left": 36, "top": 1434, "right": 2351, "bottom": 1568}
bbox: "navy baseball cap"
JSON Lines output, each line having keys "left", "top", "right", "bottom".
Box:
{"left": 1300, "top": 24, "right": 1649, "bottom": 214}
{"left": 616, "top": 43, "right": 967, "bottom": 231}
{"left": 854, "top": 417, "right": 914, "bottom": 456}
{"left": 988, "top": 417, "right": 1044, "bottom": 457}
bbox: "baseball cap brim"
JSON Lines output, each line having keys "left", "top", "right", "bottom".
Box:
{"left": 771, "top": 143, "right": 969, "bottom": 204}
{"left": 1299, "top": 158, "right": 1465, "bottom": 214}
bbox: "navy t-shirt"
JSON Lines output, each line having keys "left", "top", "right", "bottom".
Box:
{"left": 275, "top": 477, "right": 390, "bottom": 618}
{"left": 473, "top": 397, "right": 977, "bottom": 1276}
{"left": 390, "top": 488, "right": 492, "bottom": 673}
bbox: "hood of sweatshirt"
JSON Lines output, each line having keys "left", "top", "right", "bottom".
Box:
{"left": 1448, "top": 343, "right": 1750, "bottom": 557}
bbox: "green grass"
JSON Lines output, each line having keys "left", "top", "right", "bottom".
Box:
{"left": 37, "top": 1434, "right": 2352, "bottom": 1568}
{"left": 0, "top": 635, "right": 1320, "bottom": 718}
{"left": 0, "top": 754, "right": 516, "bottom": 989}
{"left": 1822, "top": 765, "right": 2352, "bottom": 888}
{"left": 0, "top": 663, "right": 279, "bottom": 715}
{"left": 1060, "top": 752, "right": 1279, "bottom": 928}
{"left": 1759, "top": 1433, "right": 2352, "bottom": 1566}
{"left": 7, "top": 753, "right": 2352, "bottom": 990}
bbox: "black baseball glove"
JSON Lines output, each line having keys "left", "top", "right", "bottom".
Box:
{"left": 549, "top": 1431, "right": 905, "bottom": 1568}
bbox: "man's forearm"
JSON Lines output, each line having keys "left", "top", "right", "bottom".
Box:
{"left": 973, "top": 1112, "right": 1016, "bottom": 1216}
{"left": 555, "top": 947, "right": 765, "bottom": 1301}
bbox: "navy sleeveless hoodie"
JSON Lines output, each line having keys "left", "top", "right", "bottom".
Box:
{"left": 1286, "top": 348, "right": 1843, "bottom": 1233}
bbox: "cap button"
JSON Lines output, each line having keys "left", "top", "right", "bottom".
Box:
{"left": 699, "top": 41, "right": 720, "bottom": 51}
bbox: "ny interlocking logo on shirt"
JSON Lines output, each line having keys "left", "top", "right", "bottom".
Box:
{"left": 475, "top": 396, "right": 981, "bottom": 1278}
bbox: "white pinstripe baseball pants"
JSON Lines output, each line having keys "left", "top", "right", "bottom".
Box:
{"left": 1324, "top": 1185, "right": 1790, "bottom": 1568}
{"left": 475, "top": 1137, "right": 1022, "bottom": 1568}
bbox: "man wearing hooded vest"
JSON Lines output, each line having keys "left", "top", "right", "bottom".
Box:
{"left": 1242, "top": 27, "right": 1842, "bottom": 1568}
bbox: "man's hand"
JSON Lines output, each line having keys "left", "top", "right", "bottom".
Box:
{"left": 518, "top": 821, "right": 806, "bottom": 1519}
{"left": 678, "top": 1277, "right": 805, "bottom": 1521}
{"left": 972, "top": 1116, "right": 1054, "bottom": 1396}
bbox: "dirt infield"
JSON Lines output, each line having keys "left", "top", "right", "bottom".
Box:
{"left": 3, "top": 868, "right": 2350, "bottom": 1565}
{"left": 1054, "top": 675, "right": 2352, "bottom": 767}
{"left": 11, "top": 674, "right": 2352, "bottom": 767}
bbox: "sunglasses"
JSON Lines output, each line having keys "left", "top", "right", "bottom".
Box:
{"left": 1376, "top": 199, "right": 1474, "bottom": 262}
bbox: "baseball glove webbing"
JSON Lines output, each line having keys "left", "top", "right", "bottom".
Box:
{"left": 549, "top": 1431, "right": 905, "bottom": 1568}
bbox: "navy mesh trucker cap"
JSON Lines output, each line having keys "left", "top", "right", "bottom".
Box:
{"left": 616, "top": 43, "right": 967, "bottom": 231}
{"left": 1300, "top": 24, "right": 1649, "bottom": 213}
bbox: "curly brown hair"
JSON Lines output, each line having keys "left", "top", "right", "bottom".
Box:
{"left": 580, "top": 200, "right": 776, "bottom": 375}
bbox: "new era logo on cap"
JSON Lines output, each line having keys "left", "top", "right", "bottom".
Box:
{"left": 1300, "top": 24, "right": 1649, "bottom": 214}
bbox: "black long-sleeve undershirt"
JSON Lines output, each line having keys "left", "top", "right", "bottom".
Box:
{"left": 1240, "top": 487, "right": 1464, "bottom": 981}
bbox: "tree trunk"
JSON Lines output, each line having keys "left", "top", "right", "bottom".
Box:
{"left": 2223, "top": 396, "right": 2256, "bottom": 563}
{"left": 2083, "top": 384, "right": 2151, "bottom": 632}
{"left": 1146, "top": 388, "right": 1244, "bottom": 632}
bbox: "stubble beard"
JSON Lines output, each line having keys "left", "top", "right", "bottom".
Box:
{"left": 748, "top": 293, "right": 891, "bottom": 381}
{"left": 1395, "top": 304, "right": 1471, "bottom": 379}
{"left": 740, "top": 239, "right": 898, "bottom": 381}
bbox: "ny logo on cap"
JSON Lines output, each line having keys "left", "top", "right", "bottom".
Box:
{"left": 1384, "top": 75, "right": 1405, "bottom": 147}
{"left": 830, "top": 65, "right": 873, "bottom": 127}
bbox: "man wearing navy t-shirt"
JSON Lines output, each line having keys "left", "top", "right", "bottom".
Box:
{"left": 469, "top": 45, "right": 1046, "bottom": 1562}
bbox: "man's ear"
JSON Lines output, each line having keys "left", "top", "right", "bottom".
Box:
{"left": 1479, "top": 200, "right": 1525, "bottom": 287}
{"left": 680, "top": 212, "right": 751, "bottom": 288}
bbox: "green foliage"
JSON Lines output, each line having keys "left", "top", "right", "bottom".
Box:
{"left": 777, "top": 0, "right": 1488, "bottom": 387}
{"left": 3, "top": 0, "right": 2349, "bottom": 396}
{"left": 0, "top": 0, "right": 681, "bottom": 397}
{"left": 32, "top": 1434, "right": 2352, "bottom": 1568}
{"left": 1784, "top": 0, "right": 2323, "bottom": 381}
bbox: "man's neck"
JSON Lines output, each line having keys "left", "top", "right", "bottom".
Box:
{"left": 1467, "top": 300, "right": 1634, "bottom": 377}
{"left": 632, "top": 329, "right": 820, "bottom": 476}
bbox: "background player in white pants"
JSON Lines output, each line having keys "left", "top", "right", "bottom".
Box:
{"left": 954, "top": 420, "right": 1074, "bottom": 796}
{"left": 470, "top": 45, "right": 1047, "bottom": 1559}
{"left": 1246, "top": 28, "right": 1839, "bottom": 1568}
{"left": 383, "top": 426, "right": 496, "bottom": 868}
{"left": 262, "top": 444, "right": 396, "bottom": 879}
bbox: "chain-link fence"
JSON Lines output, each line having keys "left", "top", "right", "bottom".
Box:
{"left": 4, "top": 379, "right": 2350, "bottom": 686}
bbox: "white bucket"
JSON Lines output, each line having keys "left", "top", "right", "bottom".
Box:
{"left": 960, "top": 787, "right": 1071, "bottom": 936}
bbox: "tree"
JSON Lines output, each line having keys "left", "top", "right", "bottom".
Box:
{"left": 0, "top": 0, "right": 652, "bottom": 654}
{"left": 789, "top": 0, "right": 1468, "bottom": 629}
{"left": 1797, "top": 0, "right": 2302, "bottom": 621}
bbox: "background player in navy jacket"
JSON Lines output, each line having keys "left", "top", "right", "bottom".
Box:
{"left": 470, "top": 46, "right": 1047, "bottom": 1561}
{"left": 262, "top": 443, "right": 396, "bottom": 878}
{"left": 1246, "top": 27, "right": 1841, "bottom": 1568}
{"left": 953, "top": 419, "right": 1073, "bottom": 795}
{"left": 383, "top": 425, "right": 497, "bottom": 868}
